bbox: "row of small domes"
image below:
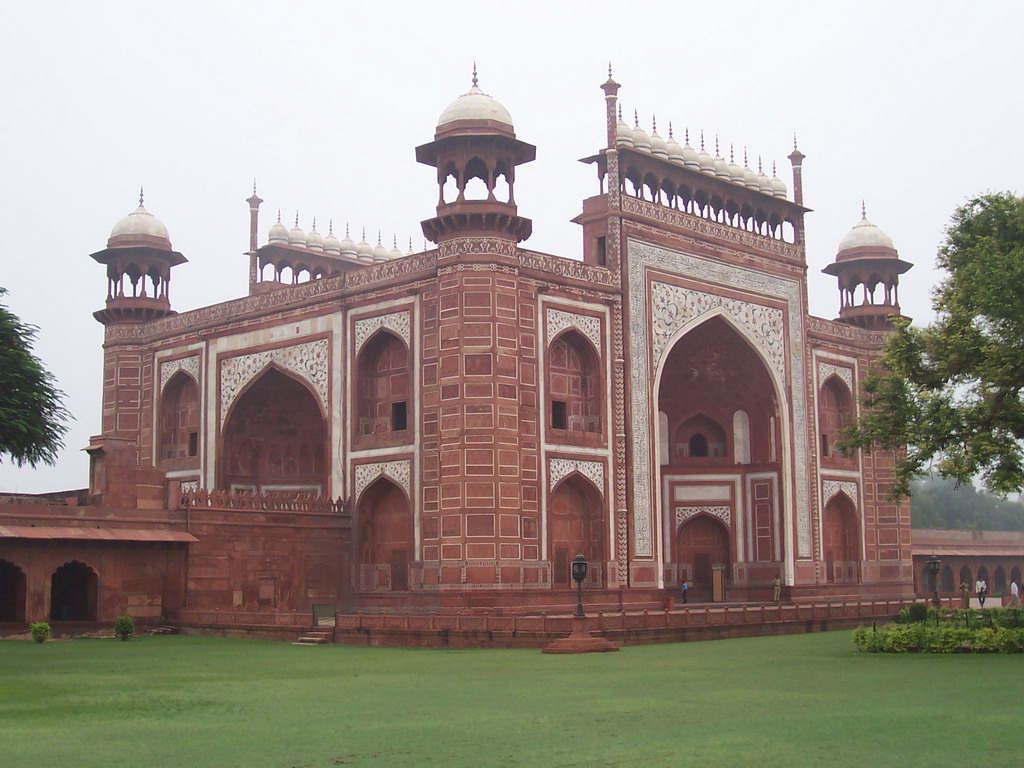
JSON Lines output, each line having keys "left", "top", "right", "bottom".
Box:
{"left": 267, "top": 213, "right": 412, "bottom": 261}
{"left": 616, "top": 111, "right": 788, "bottom": 199}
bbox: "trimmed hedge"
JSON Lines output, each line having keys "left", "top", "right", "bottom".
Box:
{"left": 856, "top": 607, "right": 1024, "bottom": 653}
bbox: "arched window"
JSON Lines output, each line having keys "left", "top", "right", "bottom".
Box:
{"left": 674, "top": 414, "right": 727, "bottom": 459}
{"left": 959, "top": 565, "right": 973, "bottom": 589}
{"left": 221, "top": 368, "right": 326, "bottom": 493}
{"left": 819, "top": 375, "right": 854, "bottom": 465}
{"left": 50, "top": 561, "right": 98, "bottom": 621}
{"left": 159, "top": 372, "right": 199, "bottom": 465}
{"left": 356, "top": 332, "right": 411, "bottom": 441}
{"left": 548, "top": 331, "right": 601, "bottom": 437}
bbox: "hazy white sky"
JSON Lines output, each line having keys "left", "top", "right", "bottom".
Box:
{"left": 1, "top": 0, "right": 1021, "bottom": 493}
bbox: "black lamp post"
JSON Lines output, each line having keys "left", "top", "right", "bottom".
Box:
{"left": 927, "top": 555, "right": 941, "bottom": 609}
{"left": 571, "top": 554, "right": 588, "bottom": 617}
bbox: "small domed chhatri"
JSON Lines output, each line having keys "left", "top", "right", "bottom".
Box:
{"left": 108, "top": 189, "right": 171, "bottom": 248}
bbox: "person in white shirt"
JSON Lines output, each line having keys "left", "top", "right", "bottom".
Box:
{"left": 1010, "top": 580, "right": 1020, "bottom": 607}
{"left": 975, "top": 578, "right": 988, "bottom": 608}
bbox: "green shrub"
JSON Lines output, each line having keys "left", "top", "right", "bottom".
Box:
{"left": 30, "top": 622, "right": 51, "bottom": 643}
{"left": 906, "top": 602, "right": 929, "bottom": 623}
{"left": 114, "top": 615, "right": 135, "bottom": 641}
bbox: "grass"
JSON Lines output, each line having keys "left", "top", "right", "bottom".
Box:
{"left": 1, "top": 630, "right": 1020, "bottom": 768}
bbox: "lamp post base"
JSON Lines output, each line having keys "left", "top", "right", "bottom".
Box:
{"left": 542, "top": 615, "right": 620, "bottom": 654}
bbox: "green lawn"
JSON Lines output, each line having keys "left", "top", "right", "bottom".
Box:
{"left": 1, "top": 631, "right": 1018, "bottom": 768}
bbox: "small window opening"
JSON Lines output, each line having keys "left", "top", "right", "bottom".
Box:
{"left": 392, "top": 401, "right": 408, "bottom": 431}
{"left": 552, "top": 400, "right": 567, "bottom": 430}
{"left": 820, "top": 434, "right": 828, "bottom": 458}
{"left": 689, "top": 433, "right": 708, "bottom": 457}
{"left": 596, "top": 236, "right": 607, "bottom": 266}
{"left": 188, "top": 432, "right": 198, "bottom": 457}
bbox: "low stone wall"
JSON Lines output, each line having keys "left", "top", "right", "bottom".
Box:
{"left": 329, "top": 599, "right": 939, "bottom": 649}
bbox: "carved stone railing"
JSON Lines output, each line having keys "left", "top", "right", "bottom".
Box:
{"left": 180, "top": 488, "right": 348, "bottom": 515}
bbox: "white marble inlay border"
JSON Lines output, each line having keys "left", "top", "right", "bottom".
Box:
{"left": 548, "top": 458, "right": 605, "bottom": 495}
{"left": 628, "top": 240, "right": 811, "bottom": 559}
{"left": 546, "top": 308, "right": 602, "bottom": 355}
{"left": 160, "top": 355, "right": 200, "bottom": 391}
{"left": 675, "top": 505, "right": 731, "bottom": 528}
{"left": 354, "top": 460, "right": 411, "bottom": 501}
{"left": 354, "top": 311, "right": 411, "bottom": 356}
{"left": 220, "top": 339, "right": 329, "bottom": 423}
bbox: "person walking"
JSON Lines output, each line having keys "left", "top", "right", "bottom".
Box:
{"left": 960, "top": 581, "right": 971, "bottom": 609}
{"left": 1010, "top": 579, "right": 1020, "bottom": 607}
{"left": 772, "top": 575, "right": 781, "bottom": 603}
{"left": 975, "top": 577, "right": 988, "bottom": 608}
{"left": 680, "top": 580, "right": 689, "bottom": 605}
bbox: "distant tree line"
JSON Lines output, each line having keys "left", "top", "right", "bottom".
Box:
{"left": 911, "top": 476, "right": 1024, "bottom": 531}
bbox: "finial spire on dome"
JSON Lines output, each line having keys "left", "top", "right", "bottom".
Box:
{"left": 328, "top": 219, "right": 334, "bottom": 235}
{"left": 252, "top": 178, "right": 257, "bottom": 195}
{"left": 793, "top": 133, "right": 799, "bottom": 150}
{"left": 715, "top": 135, "right": 721, "bottom": 156}
{"left": 277, "top": 209, "right": 282, "bottom": 223}
{"left": 700, "top": 130, "right": 705, "bottom": 151}
{"left": 652, "top": 115, "right": 657, "bottom": 133}
{"left": 758, "top": 156, "right": 763, "bottom": 173}
{"left": 377, "top": 229, "right": 382, "bottom": 245}
{"left": 311, "top": 216, "right": 317, "bottom": 231}
{"left": 772, "top": 161, "right": 777, "bottom": 176}
{"left": 729, "top": 143, "right": 735, "bottom": 162}
{"left": 618, "top": 104, "right": 622, "bottom": 120}
{"left": 139, "top": 187, "right": 145, "bottom": 207}
{"left": 634, "top": 109, "right": 639, "bottom": 128}
{"left": 608, "top": 62, "right": 613, "bottom": 79}
{"left": 668, "top": 121, "right": 674, "bottom": 139}
{"left": 862, "top": 200, "right": 867, "bottom": 218}
{"left": 472, "top": 62, "right": 478, "bottom": 88}
{"left": 743, "top": 148, "right": 749, "bottom": 167}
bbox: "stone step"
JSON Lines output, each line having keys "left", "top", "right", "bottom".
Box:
{"left": 292, "top": 636, "right": 327, "bottom": 645}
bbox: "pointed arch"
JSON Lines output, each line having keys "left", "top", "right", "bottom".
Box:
{"left": 355, "top": 329, "right": 411, "bottom": 439}
{"left": 819, "top": 374, "right": 854, "bottom": 465}
{"left": 358, "top": 476, "right": 413, "bottom": 591}
{"left": 675, "top": 514, "right": 730, "bottom": 600}
{"left": 220, "top": 366, "right": 327, "bottom": 493}
{"left": 159, "top": 370, "right": 200, "bottom": 464}
{"left": 548, "top": 328, "right": 602, "bottom": 435}
{"left": 548, "top": 473, "right": 605, "bottom": 588}
{"left": 0, "top": 559, "right": 26, "bottom": 622}
{"left": 822, "top": 492, "right": 859, "bottom": 583}
{"left": 50, "top": 560, "right": 98, "bottom": 621}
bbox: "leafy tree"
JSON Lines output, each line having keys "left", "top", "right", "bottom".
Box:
{"left": 0, "top": 288, "right": 70, "bottom": 466}
{"left": 843, "top": 192, "right": 1024, "bottom": 497}
{"left": 910, "top": 476, "right": 1024, "bottom": 531}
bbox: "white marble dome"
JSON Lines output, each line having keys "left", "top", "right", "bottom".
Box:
{"left": 109, "top": 201, "right": 170, "bottom": 244}
{"left": 267, "top": 213, "right": 289, "bottom": 245}
{"left": 437, "top": 83, "right": 513, "bottom": 130}
{"left": 838, "top": 213, "right": 896, "bottom": 251}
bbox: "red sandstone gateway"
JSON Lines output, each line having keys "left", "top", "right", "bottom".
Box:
{"left": 0, "top": 70, "right": 925, "bottom": 640}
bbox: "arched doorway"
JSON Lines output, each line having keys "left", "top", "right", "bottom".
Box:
{"left": 358, "top": 478, "right": 412, "bottom": 591}
{"left": 50, "top": 561, "right": 98, "bottom": 621}
{"left": 676, "top": 515, "right": 730, "bottom": 601}
{"left": 221, "top": 368, "right": 327, "bottom": 493}
{"left": 0, "top": 559, "right": 27, "bottom": 622}
{"left": 941, "top": 565, "right": 954, "bottom": 594}
{"left": 959, "top": 565, "right": 972, "bottom": 588}
{"left": 548, "top": 475, "right": 604, "bottom": 588}
{"left": 822, "top": 494, "right": 859, "bottom": 583}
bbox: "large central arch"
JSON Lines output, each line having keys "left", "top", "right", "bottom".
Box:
{"left": 220, "top": 367, "right": 327, "bottom": 493}
{"left": 657, "top": 315, "right": 783, "bottom": 595}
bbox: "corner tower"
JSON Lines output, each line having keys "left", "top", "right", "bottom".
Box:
{"left": 416, "top": 69, "right": 536, "bottom": 244}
